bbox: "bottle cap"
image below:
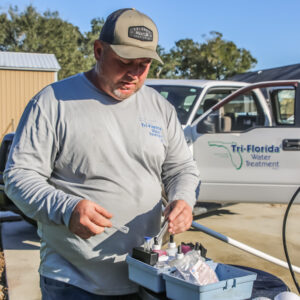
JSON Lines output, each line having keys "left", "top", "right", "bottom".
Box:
{"left": 170, "top": 234, "right": 174, "bottom": 243}
{"left": 168, "top": 235, "right": 176, "bottom": 249}
{"left": 176, "top": 245, "right": 184, "bottom": 259}
{"left": 177, "top": 245, "right": 182, "bottom": 254}
{"left": 152, "top": 237, "right": 161, "bottom": 250}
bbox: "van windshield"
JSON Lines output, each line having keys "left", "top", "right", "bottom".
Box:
{"left": 148, "top": 85, "right": 202, "bottom": 125}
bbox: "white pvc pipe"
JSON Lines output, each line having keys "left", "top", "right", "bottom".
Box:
{"left": 192, "top": 221, "right": 300, "bottom": 274}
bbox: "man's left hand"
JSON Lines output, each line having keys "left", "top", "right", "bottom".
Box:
{"left": 164, "top": 200, "right": 193, "bottom": 234}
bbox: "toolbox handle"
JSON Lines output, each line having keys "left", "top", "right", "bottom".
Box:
{"left": 223, "top": 279, "right": 236, "bottom": 290}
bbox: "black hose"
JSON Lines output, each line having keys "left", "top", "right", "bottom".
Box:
{"left": 282, "top": 187, "right": 300, "bottom": 294}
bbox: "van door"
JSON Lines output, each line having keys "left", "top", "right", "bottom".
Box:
{"left": 191, "top": 84, "right": 300, "bottom": 204}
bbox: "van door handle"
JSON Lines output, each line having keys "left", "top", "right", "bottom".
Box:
{"left": 282, "top": 139, "right": 300, "bottom": 151}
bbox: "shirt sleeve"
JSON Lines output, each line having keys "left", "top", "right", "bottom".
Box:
{"left": 3, "top": 90, "right": 82, "bottom": 226}
{"left": 161, "top": 106, "right": 200, "bottom": 208}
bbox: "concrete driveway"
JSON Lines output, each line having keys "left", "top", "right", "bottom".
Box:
{"left": 174, "top": 203, "right": 300, "bottom": 294}
{"left": 1, "top": 217, "right": 41, "bottom": 300}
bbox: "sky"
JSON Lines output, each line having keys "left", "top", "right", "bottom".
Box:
{"left": 1, "top": 0, "right": 299, "bottom": 71}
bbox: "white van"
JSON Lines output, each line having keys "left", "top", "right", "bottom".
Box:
{"left": 147, "top": 79, "right": 300, "bottom": 204}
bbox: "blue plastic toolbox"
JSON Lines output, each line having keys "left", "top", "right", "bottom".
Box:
{"left": 126, "top": 255, "right": 257, "bottom": 299}
{"left": 162, "top": 263, "right": 257, "bottom": 300}
{"left": 126, "top": 255, "right": 169, "bottom": 293}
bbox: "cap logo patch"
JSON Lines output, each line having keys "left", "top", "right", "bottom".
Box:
{"left": 128, "top": 26, "right": 153, "bottom": 41}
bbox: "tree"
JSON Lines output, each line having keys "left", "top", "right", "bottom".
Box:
{"left": 0, "top": 6, "right": 256, "bottom": 80}
{"left": 148, "top": 45, "right": 180, "bottom": 78}
{"left": 0, "top": 5, "right": 91, "bottom": 79}
{"left": 168, "top": 32, "right": 257, "bottom": 79}
{"left": 199, "top": 32, "right": 257, "bottom": 79}
{"left": 81, "top": 18, "right": 105, "bottom": 70}
{"left": 169, "top": 39, "right": 202, "bottom": 79}
{"left": 0, "top": 12, "right": 13, "bottom": 50}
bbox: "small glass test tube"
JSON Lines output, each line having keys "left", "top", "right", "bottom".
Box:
{"left": 144, "top": 236, "right": 151, "bottom": 252}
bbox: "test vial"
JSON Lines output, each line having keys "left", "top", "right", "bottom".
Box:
{"left": 144, "top": 236, "right": 151, "bottom": 252}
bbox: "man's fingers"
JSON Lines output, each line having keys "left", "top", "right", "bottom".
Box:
{"left": 86, "top": 218, "right": 106, "bottom": 235}
{"left": 94, "top": 204, "right": 113, "bottom": 219}
{"left": 71, "top": 216, "right": 107, "bottom": 239}
{"left": 166, "top": 201, "right": 185, "bottom": 221}
{"left": 169, "top": 213, "right": 192, "bottom": 234}
{"left": 69, "top": 199, "right": 113, "bottom": 239}
{"left": 165, "top": 200, "right": 193, "bottom": 234}
{"left": 89, "top": 209, "right": 112, "bottom": 228}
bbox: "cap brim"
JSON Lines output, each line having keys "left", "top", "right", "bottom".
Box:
{"left": 110, "top": 44, "right": 163, "bottom": 64}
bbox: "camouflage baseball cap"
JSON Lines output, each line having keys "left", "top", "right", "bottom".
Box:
{"left": 99, "top": 8, "right": 163, "bottom": 64}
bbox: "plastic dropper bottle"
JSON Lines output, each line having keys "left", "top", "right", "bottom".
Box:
{"left": 194, "top": 242, "right": 201, "bottom": 256}
{"left": 176, "top": 245, "right": 184, "bottom": 260}
{"left": 194, "top": 242, "right": 206, "bottom": 261}
{"left": 185, "top": 242, "right": 205, "bottom": 263}
{"left": 166, "top": 234, "right": 177, "bottom": 257}
{"left": 152, "top": 237, "right": 161, "bottom": 251}
{"left": 168, "top": 245, "right": 184, "bottom": 267}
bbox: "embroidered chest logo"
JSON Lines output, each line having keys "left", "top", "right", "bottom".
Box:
{"left": 140, "top": 119, "right": 164, "bottom": 142}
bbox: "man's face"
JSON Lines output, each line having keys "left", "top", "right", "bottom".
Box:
{"left": 94, "top": 41, "right": 152, "bottom": 100}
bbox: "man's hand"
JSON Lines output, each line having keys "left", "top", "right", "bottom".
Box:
{"left": 69, "top": 199, "right": 113, "bottom": 239}
{"left": 164, "top": 200, "right": 193, "bottom": 234}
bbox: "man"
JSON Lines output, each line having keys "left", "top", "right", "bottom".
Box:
{"left": 4, "top": 8, "right": 199, "bottom": 299}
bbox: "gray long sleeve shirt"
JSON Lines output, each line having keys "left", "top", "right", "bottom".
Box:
{"left": 4, "top": 73, "right": 199, "bottom": 295}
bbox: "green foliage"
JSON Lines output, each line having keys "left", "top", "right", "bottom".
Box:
{"left": 198, "top": 32, "right": 257, "bottom": 79}
{"left": 0, "top": 6, "right": 256, "bottom": 80}
{"left": 170, "top": 39, "right": 203, "bottom": 79}
{"left": 81, "top": 17, "right": 105, "bottom": 70}
{"left": 148, "top": 45, "right": 180, "bottom": 78}
{"left": 0, "top": 5, "right": 103, "bottom": 79}
{"left": 149, "top": 32, "right": 256, "bottom": 79}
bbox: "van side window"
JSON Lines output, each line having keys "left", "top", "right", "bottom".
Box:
{"left": 270, "top": 88, "right": 295, "bottom": 125}
{"left": 196, "top": 91, "right": 265, "bottom": 134}
{"left": 193, "top": 88, "right": 237, "bottom": 122}
{"left": 224, "top": 92, "right": 265, "bottom": 132}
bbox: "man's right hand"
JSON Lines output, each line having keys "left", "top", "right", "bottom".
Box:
{"left": 69, "top": 199, "right": 113, "bottom": 239}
